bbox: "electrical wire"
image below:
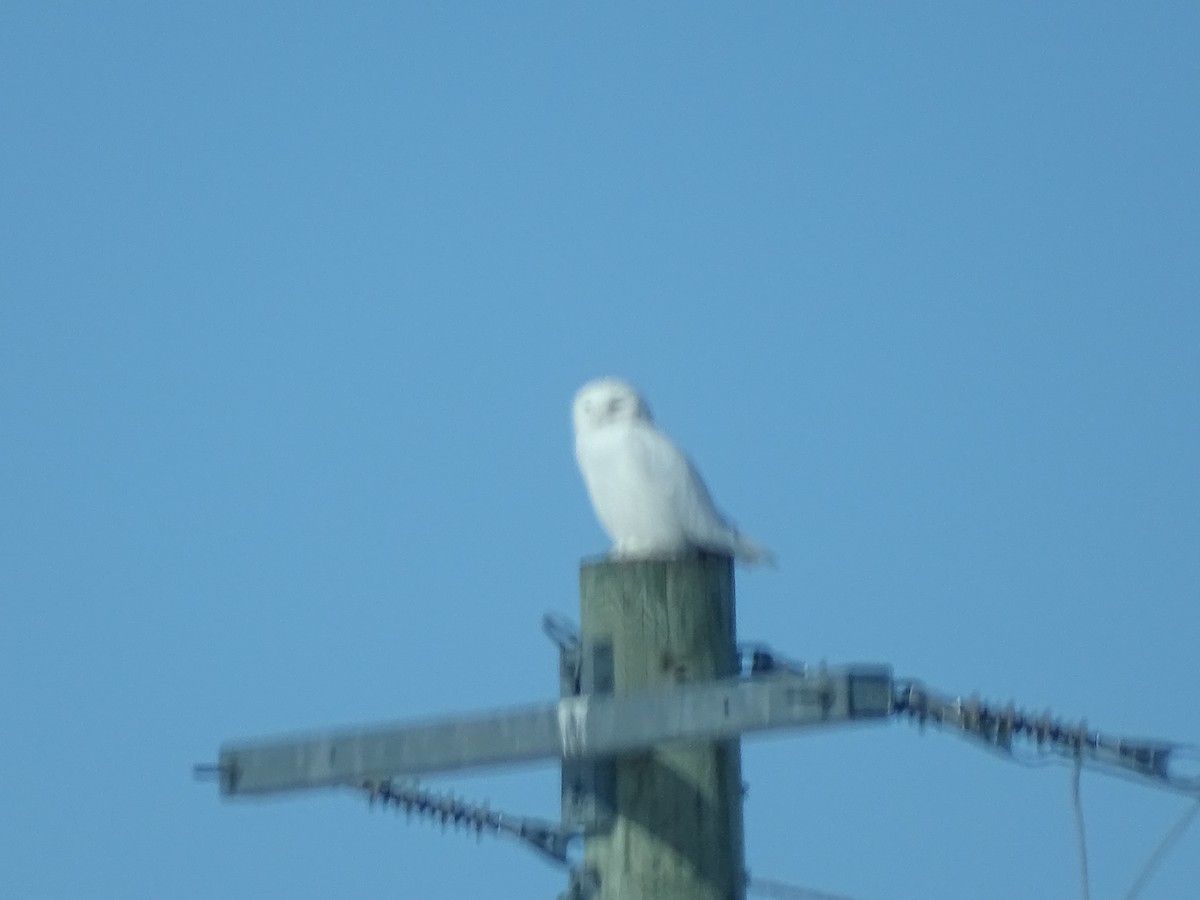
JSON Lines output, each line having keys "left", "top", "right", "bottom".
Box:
{"left": 892, "top": 679, "right": 1199, "bottom": 796}
{"left": 361, "top": 779, "right": 576, "bottom": 866}
{"left": 1071, "top": 756, "right": 1091, "bottom": 900}
{"left": 1123, "top": 797, "right": 1200, "bottom": 900}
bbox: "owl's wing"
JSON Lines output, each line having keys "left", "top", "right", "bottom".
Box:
{"left": 631, "top": 423, "right": 732, "bottom": 544}
{"left": 631, "top": 422, "right": 776, "bottom": 565}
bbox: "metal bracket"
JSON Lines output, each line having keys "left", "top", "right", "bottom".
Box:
{"left": 549, "top": 614, "right": 616, "bottom": 834}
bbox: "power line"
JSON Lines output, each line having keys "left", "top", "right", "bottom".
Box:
{"left": 363, "top": 779, "right": 574, "bottom": 866}
{"left": 890, "top": 678, "right": 1199, "bottom": 796}
{"left": 1123, "top": 797, "right": 1200, "bottom": 899}
{"left": 1071, "top": 757, "right": 1091, "bottom": 900}
{"left": 360, "top": 779, "right": 852, "bottom": 900}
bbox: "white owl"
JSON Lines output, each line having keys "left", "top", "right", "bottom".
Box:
{"left": 572, "top": 377, "right": 774, "bottom": 565}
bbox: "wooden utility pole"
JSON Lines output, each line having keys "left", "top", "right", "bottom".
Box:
{"left": 579, "top": 554, "right": 746, "bottom": 900}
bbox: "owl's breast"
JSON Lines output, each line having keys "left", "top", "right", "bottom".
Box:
{"left": 575, "top": 424, "right": 690, "bottom": 553}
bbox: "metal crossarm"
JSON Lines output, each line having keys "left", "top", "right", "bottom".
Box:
{"left": 215, "top": 666, "right": 894, "bottom": 796}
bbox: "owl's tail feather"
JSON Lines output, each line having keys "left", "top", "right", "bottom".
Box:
{"left": 733, "top": 533, "right": 777, "bottom": 567}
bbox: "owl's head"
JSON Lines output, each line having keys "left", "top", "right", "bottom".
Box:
{"left": 572, "top": 377, "right": 652, "bottom": 433}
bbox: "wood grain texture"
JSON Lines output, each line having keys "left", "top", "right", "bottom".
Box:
{"left": 580, "top": 553, "right": 746, "bottom": 900}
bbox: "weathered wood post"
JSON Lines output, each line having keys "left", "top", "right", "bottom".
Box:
{"left": 579, "top": 554, "right": 746, "bottom": 900}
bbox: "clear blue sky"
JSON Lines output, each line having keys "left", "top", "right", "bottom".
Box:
{"left": 2, "top": 5, "right": 1197, "bottom": 899}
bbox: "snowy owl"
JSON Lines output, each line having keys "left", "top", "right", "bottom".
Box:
{"left": 572, "top": 377, "right": 774, "bottom": 565}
